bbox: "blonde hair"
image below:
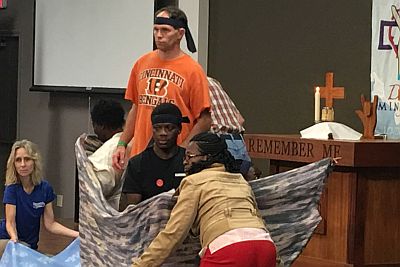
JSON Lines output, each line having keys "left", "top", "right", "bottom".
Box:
{"left": 5, "top": 140, "right": 43, "bottom": 186}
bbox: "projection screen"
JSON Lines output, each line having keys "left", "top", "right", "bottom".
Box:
{"left": 32, "top": 0, "right": 154, "bottom": 93}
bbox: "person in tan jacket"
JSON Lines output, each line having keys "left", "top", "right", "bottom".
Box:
{"left": 132, "top": 132, "right": 276, "bottom": 267}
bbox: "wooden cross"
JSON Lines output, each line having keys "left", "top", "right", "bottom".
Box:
{"left": 315, "top": 72, "right": 345, "bottom": 108}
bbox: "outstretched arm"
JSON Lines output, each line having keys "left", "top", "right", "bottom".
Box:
{"left": 5, "top": 204, "right": 18, "bottom": 242}
{"left": 113, "top": 104, "right": 136, "bottom": 170}
{"left": 133, "top": 180, "right": 199, "bottom": 267}
{"left": 181, "top": 109, "right": 211, "bottom": 148}
{"left": 43, "top": 203, "right": 79, "bottom": 238}
{"left": 119, "top": 193, "right": 142, "bottom": 211}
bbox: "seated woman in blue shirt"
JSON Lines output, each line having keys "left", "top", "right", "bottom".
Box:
{"left": 0, "top": 140, "right": 79, "bottom": 256}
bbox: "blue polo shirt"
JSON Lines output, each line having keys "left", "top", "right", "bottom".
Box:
{"left": 0, "top": 180, "right": 55, "bottom": 249}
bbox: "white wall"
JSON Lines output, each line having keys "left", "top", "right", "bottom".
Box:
{"left": 179, "top": 0, "right": 209, "bottom": 71}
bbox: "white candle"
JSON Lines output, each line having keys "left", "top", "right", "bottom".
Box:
{"left": 315, "top": 86, "right": 320, "bottom": 123}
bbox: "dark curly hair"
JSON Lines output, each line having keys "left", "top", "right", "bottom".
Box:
{"left": 91, "top": 99, "right": 125, "bottom": 130}
{"left": 187, "top": 132, "right": 239, "bottom": 174}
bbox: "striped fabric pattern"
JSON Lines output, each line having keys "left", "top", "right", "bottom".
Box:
{"left": 76, "top": 134, "right": 331, "bottom": 266}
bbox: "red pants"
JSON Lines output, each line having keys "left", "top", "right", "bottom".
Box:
{"left": 199, "top": 240, "right": 276, "bottom": 267}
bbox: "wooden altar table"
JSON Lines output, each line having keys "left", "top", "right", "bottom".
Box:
{"left": 245, "top": 134, "right": 400, "bottom": 267}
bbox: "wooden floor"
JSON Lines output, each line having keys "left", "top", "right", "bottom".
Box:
{"left": 37, "top": 218, "right": 78, "bottom": 255}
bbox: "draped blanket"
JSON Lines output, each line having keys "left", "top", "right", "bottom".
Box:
{"left": 76, "top": 134, "right": 332, "bottom": 267}
{"left": 0, "top": 238, "right": 80, "bottom": 267}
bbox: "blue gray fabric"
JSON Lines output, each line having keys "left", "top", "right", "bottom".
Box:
{"left": 0, "top": 238, "right": 79, "bottom": 267}
{"left": 220, "top": 134, "right": 252, "bottom": 175}
{"left": 76, "top": 133, "right": 331, "bottom": 267}
{"left": 223, "top": 134, "right": 251, "bottom": 162}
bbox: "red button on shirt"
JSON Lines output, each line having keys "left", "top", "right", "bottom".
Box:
{"left": 156, "top": 179, "right": 164, "bottom": 187}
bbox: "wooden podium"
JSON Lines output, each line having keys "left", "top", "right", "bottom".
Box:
{"left": 245, "top": 134, "right": 400, "bottom": 267}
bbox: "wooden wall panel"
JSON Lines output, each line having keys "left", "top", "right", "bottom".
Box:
{"left": 362, "top": 171, "right": 400, "bottom": 264}
{"left": 297, "top": 172, "right": 354, "bottom": 262}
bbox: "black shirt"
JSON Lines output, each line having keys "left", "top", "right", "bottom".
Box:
{"left": 122, "top": 146, "right": 186, "bottom": 201}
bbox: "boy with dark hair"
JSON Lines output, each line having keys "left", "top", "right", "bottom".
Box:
{"left": 121, "top": 103, "right": 188, "bottom": 207}
{"left": 90, "top": 99, "right": 125, "bottom": 142}
{"left": 88, "top": 99, "right": 126, "bottom": 210}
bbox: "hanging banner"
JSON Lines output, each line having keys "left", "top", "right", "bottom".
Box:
{"left": 0, "top": 0, "right": 7, "bottom": 9}
{"left": 371, "top": 0, "right": 400, "bottom": 139}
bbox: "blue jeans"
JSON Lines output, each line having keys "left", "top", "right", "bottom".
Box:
{"left": 220, "top": 133, "right": 251, "bottom": 175}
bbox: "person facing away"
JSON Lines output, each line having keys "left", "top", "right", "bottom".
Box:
{"left": 88, "top": 99, "right": 126, "bottom": 210}
{"left": 120, "top": 103, "right": 188, "bottom": 208}
{"left": 207, "top": 76, "right": 253, "bottom": 177}
{"left": 112, "top": 5, "right": 211, "bottom": 170}
{"left": 0, "top": 140, "right": 79, "bottom": 256}
{"left": 132, "top": 132, "right": 276, "bottom": 267}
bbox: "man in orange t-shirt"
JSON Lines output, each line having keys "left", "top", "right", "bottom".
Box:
{"left": 112, "top": 6, "right": 211, "bottom": 170}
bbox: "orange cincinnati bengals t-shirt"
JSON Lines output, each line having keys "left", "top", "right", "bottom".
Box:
{"left": 125, "top": 50, "right": 211, "bottom": 157}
